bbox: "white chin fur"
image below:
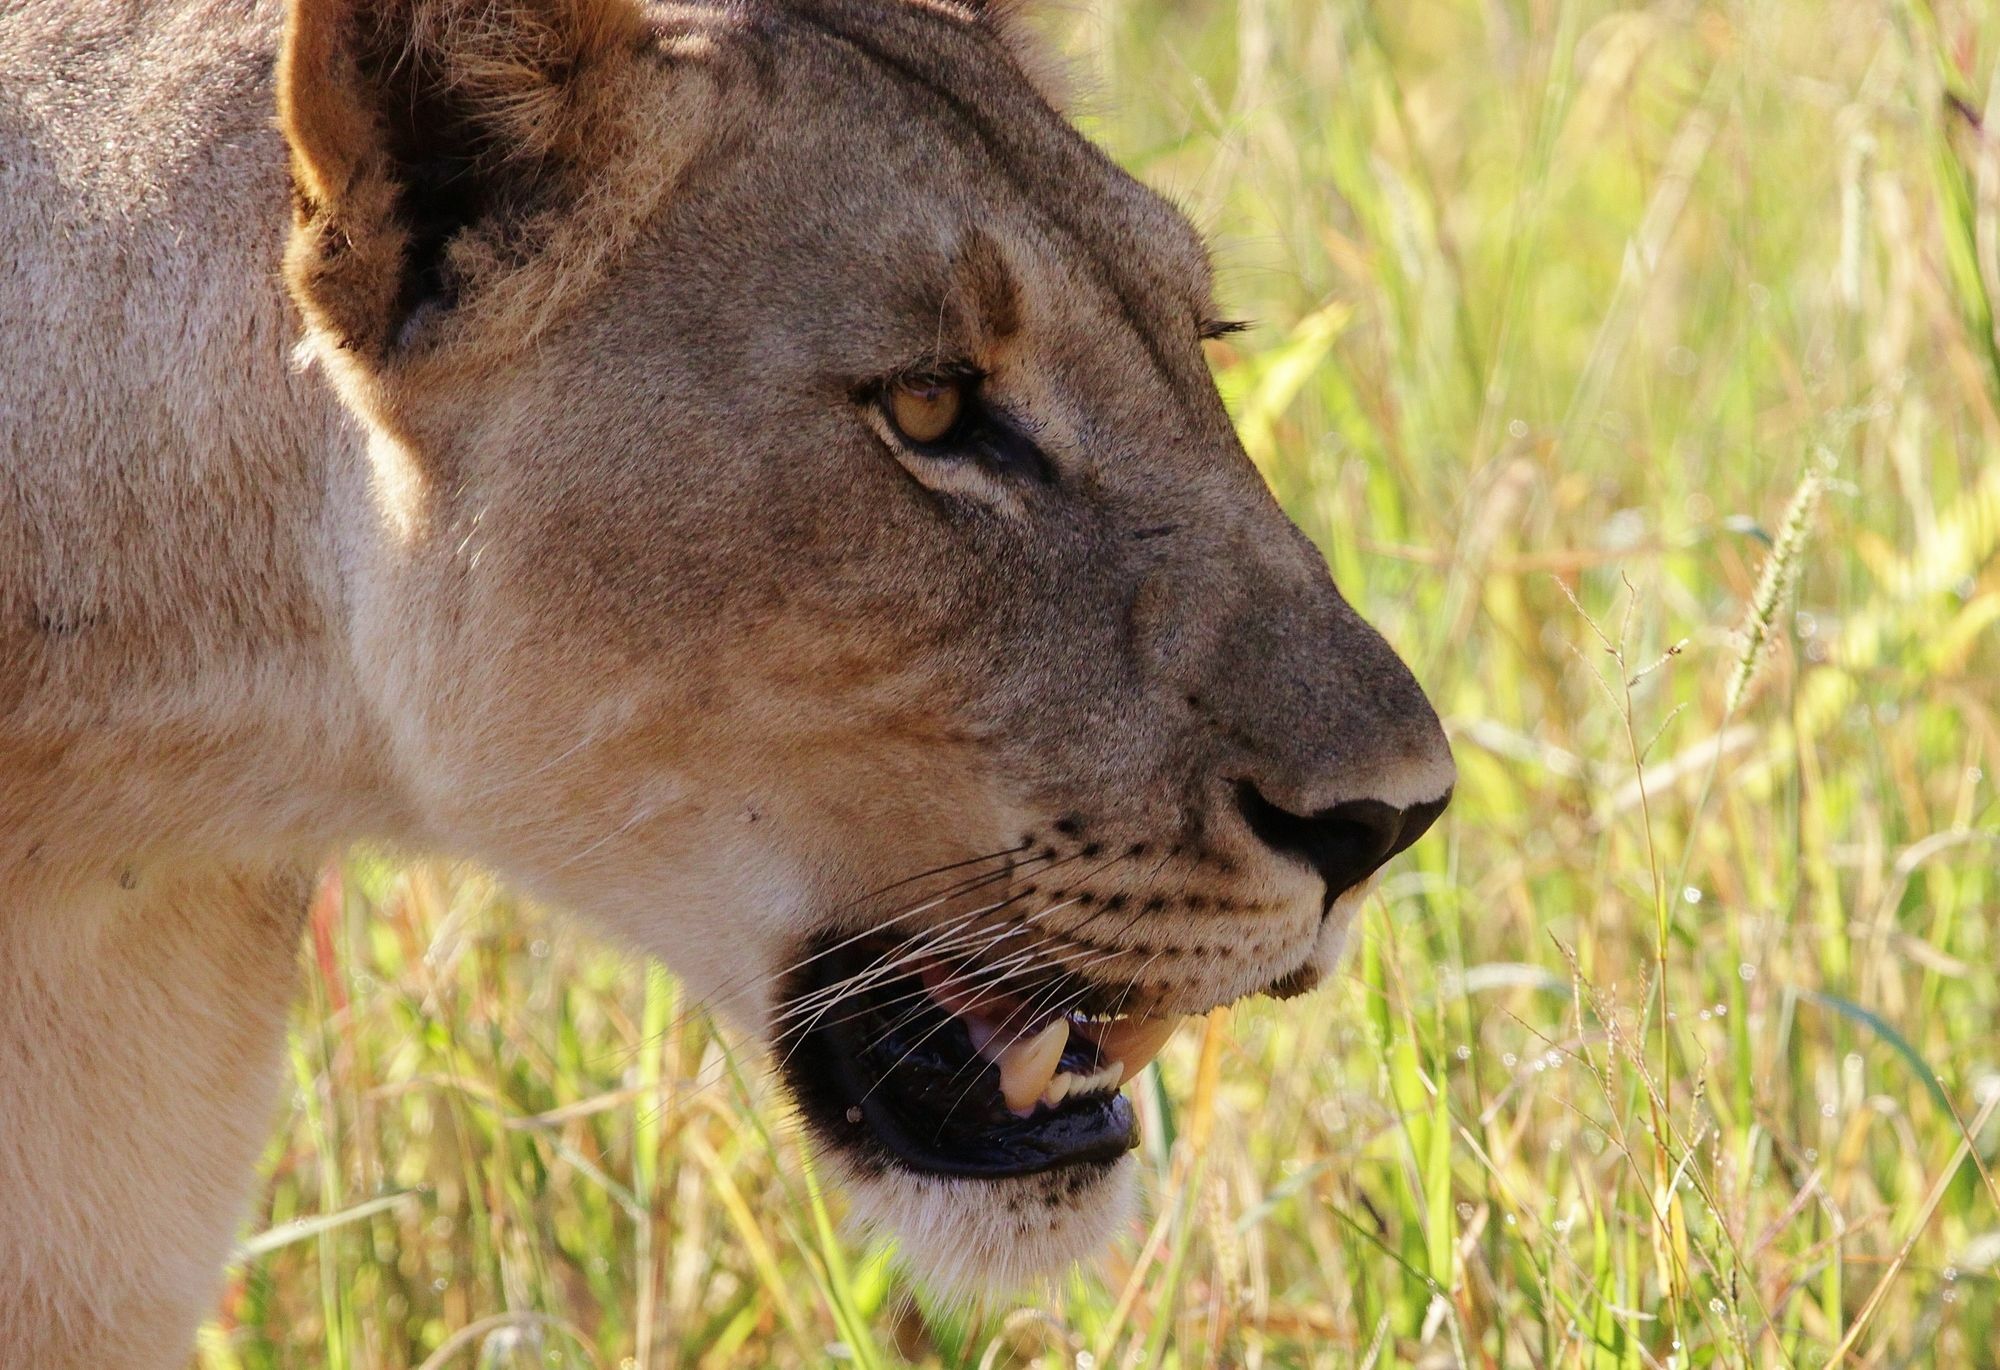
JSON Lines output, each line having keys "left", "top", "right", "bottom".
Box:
{"left": 836, "top": 1153, "right": 1138, "bottom": 1300}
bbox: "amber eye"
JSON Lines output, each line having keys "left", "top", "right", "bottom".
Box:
{"left": 885, "top": 377, "right": 966, "bottom": 445}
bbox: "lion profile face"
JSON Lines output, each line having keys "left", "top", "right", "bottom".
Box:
{"left": 281, "top": 0, "right": 1452, "bottom": 1288}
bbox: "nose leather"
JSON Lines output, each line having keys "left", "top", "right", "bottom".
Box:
{"left": 1233, "top": 780, "right": 1450, "bottom": 907}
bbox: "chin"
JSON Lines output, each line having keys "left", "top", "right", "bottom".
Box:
{"left": 836, "top": 1153, "right": 1140, "bottom": 1298}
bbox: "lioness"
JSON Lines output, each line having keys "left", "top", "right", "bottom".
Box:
{"left": 0, "top": 0, "right": 1453, "bottom": 1361}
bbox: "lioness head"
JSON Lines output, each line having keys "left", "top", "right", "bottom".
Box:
{"left": 278, "top": 0, "right": 1452, "bottom": 1289}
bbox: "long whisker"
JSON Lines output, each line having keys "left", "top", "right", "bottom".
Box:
{"left": 771, "top": 886, "right": 1054, "bottom": 1050}
{"left": 770, "top": 884, "right": 1043, "bottom": 1028}
{"left": 640, "top": 847, "right": 1060, "bottom": 1061}
{"left": 842, "top": 893, "right": 1096, "bottom": 1056}
{"left": 797, "top": 840, "right": 1138, "bottom": 1042}
{"left": 768, "top": 842, "right": 1118, "bottom": 1029}
{"left": 832, "top": 840, "right": 1035, "bottom": 914}
{"left": 789, "top": 917, "right": 1044, "bottom": 1040}
{"left": 848, "top": 942, "right": 1062, "bottom": 1084}
{"left": 756, "top": 852, "right": 1041, "bottom": 1005}
{"left": 772, "top": 936, "right": 1051, "bottom": 1082}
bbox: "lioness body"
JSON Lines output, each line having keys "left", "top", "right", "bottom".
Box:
{"left": 1, "top": 2, "right": 397, "bottom": 864}
{"left": 1, "top": 7, "right": 387, "bottom": 1358}
{"left": 2, "top": 1, "right": 1453, "bottom": 1363}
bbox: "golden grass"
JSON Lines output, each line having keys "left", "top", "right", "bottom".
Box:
{"left": 199, "top": 1, "right": 2000, "bottom": 1365}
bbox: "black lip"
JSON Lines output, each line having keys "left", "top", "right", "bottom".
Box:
{"left": 777, "top": 939, "right": 1138, "bottom": 1179}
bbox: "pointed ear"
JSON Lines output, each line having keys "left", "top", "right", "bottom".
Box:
{"left": 278, "top": 0, "right": 656, "bottom": 361}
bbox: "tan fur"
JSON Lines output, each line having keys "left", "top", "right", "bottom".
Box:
{"left": 0, "top": 0, "right": 1453, "bottom": 1363}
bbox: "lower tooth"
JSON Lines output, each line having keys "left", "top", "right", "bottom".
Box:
{"left": 1040, "top": 1064, "right": 1120, "bottom": 1109}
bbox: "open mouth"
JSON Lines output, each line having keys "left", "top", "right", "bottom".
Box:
{"left": 778, "top": 937, "right": 1184, "bottom": 1179}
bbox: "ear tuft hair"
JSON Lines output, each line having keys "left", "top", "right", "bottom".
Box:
{"left": 278, "top": 0, "right": 657, "bottom": 360}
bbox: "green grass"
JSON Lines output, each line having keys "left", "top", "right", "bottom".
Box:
{"left": 198, "top": 1, "right": 2000, "bottom": 1364}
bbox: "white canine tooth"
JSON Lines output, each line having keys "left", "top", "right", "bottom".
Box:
{"left": 997, "top": 1018, "right": 1069, "bottom": 1115}
{"left": 1041, "top": 1073, "right": 1073, "bottom": 1108}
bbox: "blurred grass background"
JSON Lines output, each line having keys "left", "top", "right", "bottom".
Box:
{"left": 197, "top": 0, "right": 2000, "bottom": 1365}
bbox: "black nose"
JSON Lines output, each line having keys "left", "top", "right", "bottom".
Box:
{"left": 1234, "top": 780, "right": 1450, "bottom": 907}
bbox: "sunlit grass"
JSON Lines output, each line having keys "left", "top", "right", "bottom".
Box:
{"left": 199, "top": 1, "right": 2000, "bottom": 1365}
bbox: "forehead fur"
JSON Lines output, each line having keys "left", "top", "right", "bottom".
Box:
{"left": 761, "top": 0, "right": 1217, "bottom": 371}
{"left": 895, "top": 0, "right": 1074, "bottom": 110}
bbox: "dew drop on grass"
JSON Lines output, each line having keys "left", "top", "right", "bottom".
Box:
{"left": 1710, "top": 1298, "right": 1725, "bottom": 1314}
{"left": 1682, "top": 886, "right": 1702, "bottom": 905}
{"left": 1455, "top": 1044, "right": 1471, "bottom": 1061}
